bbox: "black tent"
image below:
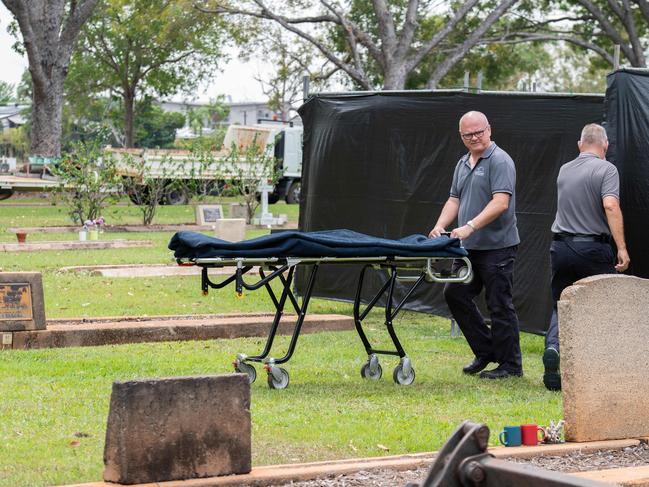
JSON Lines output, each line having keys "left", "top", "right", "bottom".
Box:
{"left": 296, "top": 90, "right": 604, "bottom": 334}
{"left": 604, "top": 69, "right": 649, "bottom": 279}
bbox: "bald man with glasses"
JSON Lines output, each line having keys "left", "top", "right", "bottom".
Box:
{"left": 429, "top": 111, "right": 522, "bottom": 379}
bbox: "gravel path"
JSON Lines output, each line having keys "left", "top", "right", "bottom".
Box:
{"left": 256, "top": 443, "right": 649, "bottom": 487}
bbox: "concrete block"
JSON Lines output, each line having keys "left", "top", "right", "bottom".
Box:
{"left": 559, "top": 274, "right": 649, "bottom": 442}
{"left": 0, "top": 272, "right": 46, "bottom": 331}
{"left": 214, "top": 218, "right": 246, "bottom": 242}
{"left": 103, "top": 374, "right": 251, "bottom": 484}
{"left": 229, "top": 202, "right": 248, "bottom": 219}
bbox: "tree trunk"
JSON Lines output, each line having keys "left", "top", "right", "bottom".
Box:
{"left": 1, "top": 0, "right": 100, "bottom": 157}
{"left": 383, "top": 64, "right": 408, "bottom": 90}
{"left": 123, "top": 90, "right": 136, "bottom": 148}
{"left": 30, "top": 70, "right": 65, "bottom": 156}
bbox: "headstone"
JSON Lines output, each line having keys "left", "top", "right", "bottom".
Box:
{"left": 229, "top": 202, "right": 248, "bottom": 219}
{"left": 214, "top": 218, "right": 246, "bottom": 242}
{"left": 103, "top": 374, "right": 251, "bottom": 484}
{"left": 0, "top": 272, "right": 46, "bottom": 332}
{"left": 559, "top": 274, "right": 649, "bottom": 442}
{"left": 195, "top": 205, "right": 223, "bottom": 226}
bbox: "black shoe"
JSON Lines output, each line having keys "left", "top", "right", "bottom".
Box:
{"left": 479, "top": 367, "right": 523, "bottom": 379}
{"left": 543, "top": 347, "right": 561, "bottom": 391}
{"left": 462, "top": 356, "right": 491, "bottom": 375}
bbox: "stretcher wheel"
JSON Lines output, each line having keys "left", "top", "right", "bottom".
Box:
{"left": 267, "top": 366, "right": 290, "bottom": 390}
{"left": 393, "top": 363, "right": 416, "bottom": 385}
{"left": 235, "top": 362, "right": 257, "bottom": 384}
{"left": 360, "top": 362, "right": 383, "bottom": 380}
{"left": 457, "top": 265, "right": 472, "bottom": 284}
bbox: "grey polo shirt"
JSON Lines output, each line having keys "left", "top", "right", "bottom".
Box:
{"left": 551, "top": 152, "right": 619, "bottom": 236}
{"left": 450, "top": 142, "right": 520, "bottom": 250}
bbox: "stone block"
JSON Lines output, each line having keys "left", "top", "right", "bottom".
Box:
{"left": 195, "top": 204, "right": 223, "bottom": 226}
{"left": 103, "top": 374, "right": 251, "bottom": 484}
{"left": 229, "top": 202, "right": 248, "bottom": 219}
{"left": 0, "top": 272, "right": 46, "bottom": 331}
{"left": 559, "top": 274, "right": 649, "bottom": 442}
{"left": 214, "top": 218, "right": 246, "bottom": 242}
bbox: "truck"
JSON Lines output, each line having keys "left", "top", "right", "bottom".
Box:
{"left": 0, "top": 157, "right": 60, "bottom": 200}
{"left": 107, "top": 123, "right": 303, "bottom": 205}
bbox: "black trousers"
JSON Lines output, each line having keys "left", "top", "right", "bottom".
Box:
{"left": 545, "top": 240, "right": 615, "bottom": 352}
{"left": 444, "top": 245, "right": 522, "bottom": 372}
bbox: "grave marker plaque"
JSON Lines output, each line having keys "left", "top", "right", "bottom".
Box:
{"left": 195, "top": 205, "right": 223, "bottom": 226}
{"left": 0, "top": 273, "right": 46, "bottom": 331}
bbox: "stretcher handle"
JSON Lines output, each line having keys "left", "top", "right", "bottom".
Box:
{"left": 425, "top": 257, "right": 472, "bottom": 283}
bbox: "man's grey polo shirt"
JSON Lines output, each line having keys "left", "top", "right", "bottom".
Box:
{"left": 450, "top": 142, "right": 520, "bottom": 250}
{"left": 551, "top": 152, "right": 619, "bottom": 236}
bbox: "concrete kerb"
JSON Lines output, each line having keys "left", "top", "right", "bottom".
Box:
{"left": 6, "top": 222, "right": 298, "bottom": 234}
{"left": 7, "top": 313, "right": 355, "bottom": 349}
{"left": 59, "top": 439, "right": 646, "bottom": 487}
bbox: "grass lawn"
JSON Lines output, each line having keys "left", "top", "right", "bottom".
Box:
{"left": 0, "top": 196, "right": 559, "bottom": 487}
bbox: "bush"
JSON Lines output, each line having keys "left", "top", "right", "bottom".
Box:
{"left": 52, "top": 141, "right": 122, "bottom": 224}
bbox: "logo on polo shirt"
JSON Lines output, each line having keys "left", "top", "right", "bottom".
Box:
{"left": 474, "top": 166, "right": 485, "bottom": 176}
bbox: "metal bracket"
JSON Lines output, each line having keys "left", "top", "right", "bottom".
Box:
{"left": 407, "top": 421, "right": 613, "bottom": 487}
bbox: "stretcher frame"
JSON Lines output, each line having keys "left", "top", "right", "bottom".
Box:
{"left": 177, "top": 254, "right": 472, "bottom": 389}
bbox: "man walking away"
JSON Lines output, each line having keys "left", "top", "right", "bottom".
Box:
{"left": 543, "top": 123, "right": 630, "bottom": 391}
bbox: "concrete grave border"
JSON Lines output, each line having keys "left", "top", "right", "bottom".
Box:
{"left": 62, "top": 438, "right": 649, "bottom": 487}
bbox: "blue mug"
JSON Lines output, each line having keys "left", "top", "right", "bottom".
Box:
{"left": 499, "top": 425, "right": 522, "bottom": 447}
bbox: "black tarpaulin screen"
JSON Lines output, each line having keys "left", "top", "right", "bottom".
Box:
{"left": 296, "top": 91, "right": 603, "bottom": 334}
{"left": 604, "top": 69, "right": 649, "bottom": 279}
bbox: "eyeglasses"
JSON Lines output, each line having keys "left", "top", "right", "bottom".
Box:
{"left": 460, "top": 125, "right": 489, "bottom": 140}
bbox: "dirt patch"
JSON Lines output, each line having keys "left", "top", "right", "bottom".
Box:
{"left": 261, "top": 444, "right": 649, "bottom": 486}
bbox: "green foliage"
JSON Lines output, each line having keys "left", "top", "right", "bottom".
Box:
{"left": 52, "top": 141, "right": 122, "bottom": 224}
{"left": 0, "top": 126, "right": 29, "bottom": 159}
{"left": 64, "top": 96, "right": 186, "bottom": 150}
{"left": 119, "top": 153, "right": 175, "bottom": 225}
{"left": 134, "top": 101, "right": 185, "bottom": 149}
{"left": 185, "top": 96, "right": 230, "bottom": 137}
{"left": 67, "top": 0, "right": 231, "bottom": 146}
{"left": 435, "top": 43, "right": 551, "bottom": 90}
{"left": 0, "top": 81, "right": 15, "bottom": 104}
{"left": 174, "top": 127, "right": 228, "bottom": 152}
{"left": 324, "top": 0, "right": 553, "bottom": 90}
{"left": 180, "top": 146, "right": 237, "bottom": 204}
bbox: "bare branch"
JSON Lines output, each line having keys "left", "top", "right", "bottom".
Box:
{"left": 194, "top": 3, "right": 338, "bottom": 24}
{"left": 251, "top": 0, "right": 371, "bottom": 89}
{"left": 482, "top": 33, "right": 614, "bottom": 65}
{"left": 372, "top": 0, "right": 397, "bottom": 62}
{"left": 427, "top": 0, "right": 518, "bottom": 88}
{"left": 320, "top": 1, "right": 372, "bottom": 79}
{"left": 394, "top": 0, "right": 420, "bottom": 61}
{"left": 621, "top": 0, "right": 646, "bottom": 67}
{"left": 406, "top": 0, "right": 480, "bottom": 72}
{"left": 575, "top": 0, "right": 636, "bottom": 64}
{"left": 198, "top": 0, "right": 372, "bottom": 88}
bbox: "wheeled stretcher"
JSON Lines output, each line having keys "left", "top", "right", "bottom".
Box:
{"left": 169, "top": 229, "right": 472, "bottom": 389}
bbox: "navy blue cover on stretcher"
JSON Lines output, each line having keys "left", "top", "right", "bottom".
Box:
{"left": 169, "top": 229, "right": 467, "bottom": 260}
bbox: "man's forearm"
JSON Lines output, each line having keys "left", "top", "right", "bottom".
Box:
{"left": 434, "top": 198, "right": 460, "bottom": 229}
{"left": 605, "top": 206, "right": 627, "bottom": 250}
{"left": 470, "top": 194, "right": 510, "bottom": 230}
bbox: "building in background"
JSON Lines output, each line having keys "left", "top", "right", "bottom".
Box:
{"left": 0, "top": 104, "right": 27, "bottom": 131}
{"left": 158, "top": 99, "right": 293, "bottom": 139}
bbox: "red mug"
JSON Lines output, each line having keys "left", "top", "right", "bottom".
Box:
{"left": 520, "top": 424, "right": 547, "bottom": 446}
